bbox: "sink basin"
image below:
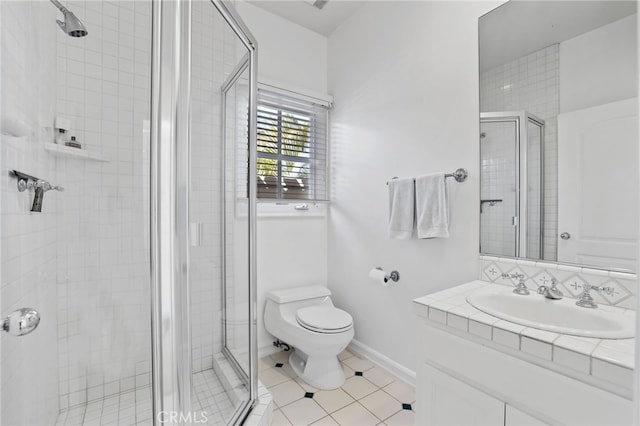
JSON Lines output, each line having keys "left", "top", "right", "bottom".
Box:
{"left": 466, "top": 285, "right": 635, "bottom": 339}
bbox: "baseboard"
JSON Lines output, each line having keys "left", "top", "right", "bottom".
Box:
{"left": 348, "top": 339, "right": 416, "bottom": 386}
{"left": 258, "top": 343, "right": 281, "bottom": 359}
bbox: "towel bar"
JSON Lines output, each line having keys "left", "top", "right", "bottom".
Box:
{"left": 387, "top": 168, "right": 468, "bottom": 185}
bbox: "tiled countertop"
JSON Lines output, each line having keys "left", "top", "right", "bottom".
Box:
{"left": 413, "top": 280, "right": 635, "bottom": 393}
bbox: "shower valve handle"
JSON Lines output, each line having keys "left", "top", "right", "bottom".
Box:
{"left": 35, "top": 180, "right": 64, "bottom": 192}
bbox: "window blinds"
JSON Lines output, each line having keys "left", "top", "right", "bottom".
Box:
{"left": 256, "top": 87, "right": 329, "bottom": 202}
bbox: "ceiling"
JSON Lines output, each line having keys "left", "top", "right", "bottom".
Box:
{"left": 480, "top": 1, "right": 637, "bottom": 71}
{"left": 246, "top": 0, "right": 367, "bottom": 36}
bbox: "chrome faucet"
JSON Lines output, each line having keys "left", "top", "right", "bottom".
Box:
{"left": 501, "top": 272, "right": 529, "bottom": 295}
{"left": 537, "top": 278, "right": 563, "bottom": 300}
{"left": 576, "top": 284, "right": 613, "bottom": 309}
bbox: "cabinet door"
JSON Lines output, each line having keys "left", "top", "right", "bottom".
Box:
{"left": 418, "top": 363, "right": 505, "bottom": 426}
{"left": 505, "top": 405, "right": 551, "bottom": 425}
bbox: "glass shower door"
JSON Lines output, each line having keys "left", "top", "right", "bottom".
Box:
{"left": 480, "top": 118, "right": 519, "bottom": 256}
{"left": 480, "top": 112, "right": 545, "bottom": 260}
{"left": 186, "top": 1, "right": 256, "bottom": 424}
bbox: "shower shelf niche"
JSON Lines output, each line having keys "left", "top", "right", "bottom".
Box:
{"left": 43, "top": 142, "right": 108, "bottom": 162}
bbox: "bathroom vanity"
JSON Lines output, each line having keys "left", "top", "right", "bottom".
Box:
{"left": 414, "top": 280, "right": 634, "bottom": 425}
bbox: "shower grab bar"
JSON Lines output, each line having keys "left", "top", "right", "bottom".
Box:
{"left": 386, "top": 167, "right": 468, "bottom": 185}
{"left": 10, "top": 170, "right": 64, "bottom": 193}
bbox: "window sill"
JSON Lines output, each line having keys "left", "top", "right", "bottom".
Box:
{"left": 257, "top": 202, "right": 327, "bottom": 218}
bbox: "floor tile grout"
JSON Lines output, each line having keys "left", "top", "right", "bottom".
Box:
{"left": 262, "top": 349, "right": 416, "bottom": 426}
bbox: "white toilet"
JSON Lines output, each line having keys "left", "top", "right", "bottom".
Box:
{"left": 264, "top": 285, "right": 354, "bottom": 390}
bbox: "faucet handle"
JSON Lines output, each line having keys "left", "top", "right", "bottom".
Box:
{"left": 576, "top": 284, "right": 611, "bottom": 308}
{"left": 501, "top": 272, "right": 529, "bottom": 295}
{"left": 35, "top": 180, "right": 64, "bottom": 192}
{"left": 589, "top": 285, "right": 613, "bottom": 296}
{"left": 501, "top": 272, "right": 524, "bottom": 280}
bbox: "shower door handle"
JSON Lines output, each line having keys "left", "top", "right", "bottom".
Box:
{"left": 2, "top": 308, "right": 41, "bottom": 336}
{"left": 560, "top": 232, "right": 571, "bottom": 240}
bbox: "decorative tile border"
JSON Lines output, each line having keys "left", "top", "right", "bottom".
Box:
{"left": 413, "top": 280, "right": 635, "bottom": 394}
{"left": 479, "top": 255, "right": 637, "bottom": 310}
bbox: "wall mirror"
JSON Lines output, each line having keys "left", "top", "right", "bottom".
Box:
{"left": 479, "top": 1, "right": 638, "bottom": 272}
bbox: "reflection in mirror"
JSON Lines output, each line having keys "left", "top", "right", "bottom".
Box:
{"left": 479, "top": 1, "right": 638, "bottom": 272}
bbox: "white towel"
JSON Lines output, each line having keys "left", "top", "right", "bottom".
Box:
{"left": 415, "top": 173, "right": 449, "bottom": 239}
{"left": 388, "top": 178, "right": 415, "bottom": 239}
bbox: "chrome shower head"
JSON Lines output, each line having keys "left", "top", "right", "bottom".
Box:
{"left": 50, "top": 0, "right": 88, "bottom": 38}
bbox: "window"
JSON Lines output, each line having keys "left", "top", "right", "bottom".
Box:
{"left": 257, "top": 87, "right": 329, "bottom": 202}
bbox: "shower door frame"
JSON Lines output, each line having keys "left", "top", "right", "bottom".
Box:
{"left": 150, "top": 0, "right": 258, "bottom": 423}
{"left": 480, "top": 111, "right": 545, "bottom": 259}
{"left": 221, "top": 53, "right": 252, "bottom": 385}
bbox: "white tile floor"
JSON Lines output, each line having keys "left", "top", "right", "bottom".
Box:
{"left": 260, "top": 350, "right": 416, "bottom": 426}
{"left": 55, "top": 369, "right": 235, "bottom": 426}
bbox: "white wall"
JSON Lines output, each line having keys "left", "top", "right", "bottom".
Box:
{"left": 1, "top": 2, "right": 60, "bottom": 424}
{"left": 327, "top": 1, "right": 501, "bottom": 373}
{"left": 560, "top": 14, "right": 637, "bottom": 114}
{"left": 234, "top": 2, "right": 329, "bottom": 352}
{"left": 235, "top": 1, "right": 328, "bottom": 94}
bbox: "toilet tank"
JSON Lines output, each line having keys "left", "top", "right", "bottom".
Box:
{"left": 266, "top": 285, "right": 331, "bottom": 304}
{"left": 264, "top": 285, "right": 335, "bottom": 336}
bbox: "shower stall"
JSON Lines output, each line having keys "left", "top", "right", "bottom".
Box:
{"left": 1, "top": 0, "right": 258, "bottom": 425}
{"left": 479, "top": 111, "right": 545, "bottom": 260}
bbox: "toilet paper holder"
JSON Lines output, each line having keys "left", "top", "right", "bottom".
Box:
{"left": 375, "top": 267, "right": 400, "bottom": 283}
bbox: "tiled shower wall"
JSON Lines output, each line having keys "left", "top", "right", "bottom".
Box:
{"left": 1, "top": 3, "right": 60, "bottom": 425}
{"left": 480, "top": 44, "right": 559, "bottom": 261}
{"left": 55, "top": 0, "right": 152, "bottom": 409}
{"left": 2, "top": 0, "right": 249, "bottom": 421}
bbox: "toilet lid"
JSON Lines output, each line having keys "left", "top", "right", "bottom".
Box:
{"left": 296, "top": 306, "right": 353, "bottom": 334}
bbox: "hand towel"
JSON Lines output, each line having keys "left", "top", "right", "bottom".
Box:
{"left": 415, "top": 173, "right": 449, "bottom": 239}
{"left": 388, "top": 178, "right": 415, "bottom": 239}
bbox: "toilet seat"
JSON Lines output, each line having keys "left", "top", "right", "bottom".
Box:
{"left": 296, "top": 306, "right": 353, "bottom": 334}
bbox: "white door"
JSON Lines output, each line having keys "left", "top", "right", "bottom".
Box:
{"left": 557, "top": 98, "right": 638, "bottom": 270}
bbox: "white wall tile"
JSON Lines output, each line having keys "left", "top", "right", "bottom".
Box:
{"left": 591, "top": 359, "right": 633, "bottom": 389}
{"left": 55, "top": 0, "right": 152, "bottom": 409}
{"left": 553, "top": 347, "right": 590, "bottom": 374}
{"left": 521, "top": 337, "right": 552, "bottom": 360}
{"left": 492, "top": 328, "right": 520, "bottom": 350}
{"left": 1, "top": 1, "right": 61, "bottom": 424}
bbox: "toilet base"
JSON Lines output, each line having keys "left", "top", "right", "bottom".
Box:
{"left": 289, "top": 350, "right": 345, "bottom": 390}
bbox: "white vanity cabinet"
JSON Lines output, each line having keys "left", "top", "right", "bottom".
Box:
{"left": 420, "top": 362, "right": 505, "bottom": 425}
{"left": 505, "top": 406, "right": 549, "bottom": 426}
{"left": 421, "top": 362, "right": 550, "bottom": 425}
{"left": 416, "top": 323, "right": 633, "bottom": 426}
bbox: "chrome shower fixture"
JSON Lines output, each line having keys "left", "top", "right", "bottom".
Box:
{"left": 49, "top": 0, "right": 88, "bottom": 38}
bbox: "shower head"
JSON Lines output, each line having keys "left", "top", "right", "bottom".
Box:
{"left": 50, "top": 0, "right": 88, "bottom": 38}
